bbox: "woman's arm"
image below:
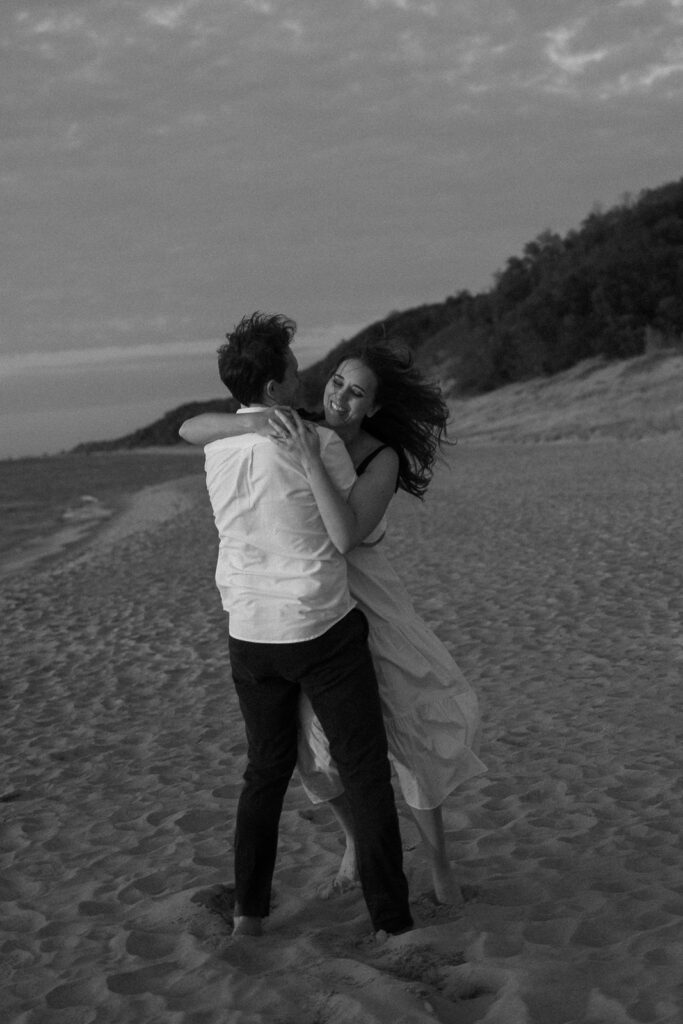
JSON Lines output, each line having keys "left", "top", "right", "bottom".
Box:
{"left": 271, "top": 410, "right": 398, "bottom": 554}
{"left": 179, "top": 410, "right": 280, "bottom": 445}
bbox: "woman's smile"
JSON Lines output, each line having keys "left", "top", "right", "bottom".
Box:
{"left": 326, "top": 397, "right": 349, "bottom": 419}
{"left": 323, "top": 359, "right": 379, "bottom": 430}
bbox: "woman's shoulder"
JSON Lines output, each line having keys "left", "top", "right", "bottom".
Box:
{"left": 356, "top": 431, "right": 398, "bottom": 459}
{"left": 355, "top": 436, "right": 400, "bottom": 488}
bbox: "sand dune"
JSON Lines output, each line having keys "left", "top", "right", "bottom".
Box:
{"left": 448, "top": 349, "right": 683, "bottom": 443}
{"left": 1, "top": 386, "right": 682, "bottom": 1021}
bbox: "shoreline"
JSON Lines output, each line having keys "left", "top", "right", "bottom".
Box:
{"left": 0, "top": 448, "right": 205, "bottom": 581}
{"left": 0, "top": 472, "right": 206, "bottom": 582}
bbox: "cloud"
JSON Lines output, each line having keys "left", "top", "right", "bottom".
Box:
{"left": 530, "top": 3, "right": 683, "bottom": 97}
{"left": 544, "top": 23, "right": 610, "bottom": 76}
{"left": 363, "top": 0, "right": 440, "bottom": 14}
{"left": 19, "top": 11, "right": 87, "bottom": 36}
{"left": 1, "top": 0, "right": 681, "bottom": 399}
{"left": 142, "top": 3, "right": 196, "bottom": 30}
{"left": 0, "top": 340, "right": 219, "bottom": 377}
{"left": 599, "top": 52, "right": 683, "bottom": 97}
{"left": 242, "top": 0, "right": 276, "bottom": 13}
{"left": 0, "top": 322, "right": 360, "bottom": 379}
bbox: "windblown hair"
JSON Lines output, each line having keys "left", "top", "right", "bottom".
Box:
{"left": 337, "top": 340, "right": 451, "bottom": 499}
{"left": 218, "top": 312, "right": 296, "bottom": 405}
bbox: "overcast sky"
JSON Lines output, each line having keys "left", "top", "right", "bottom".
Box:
{"left": 1, "top": 0, "right": 682, "bottom": 456}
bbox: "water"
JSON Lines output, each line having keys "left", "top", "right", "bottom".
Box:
{"left": 0, "top": 449, "right": 205, "bottom": 572}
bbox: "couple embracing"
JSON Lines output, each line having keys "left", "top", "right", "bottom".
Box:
{"left": 180, "top": 312, "right": 485, "bottom": 938}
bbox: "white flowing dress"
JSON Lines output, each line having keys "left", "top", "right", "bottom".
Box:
{"left": 297, "top": 448, "right": 487, "bottom": 811}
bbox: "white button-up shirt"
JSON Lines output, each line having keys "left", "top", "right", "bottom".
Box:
{"left": 204, "top": 408, "right": 357, "bottom": 643}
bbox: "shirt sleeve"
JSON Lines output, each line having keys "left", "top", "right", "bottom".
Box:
{"left": 318, "top": 428, "right": 356, "bottom": 498}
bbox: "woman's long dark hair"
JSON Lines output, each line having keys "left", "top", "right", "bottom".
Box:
{"left": 336, "top": 341, "right": 451, "bottom": 499}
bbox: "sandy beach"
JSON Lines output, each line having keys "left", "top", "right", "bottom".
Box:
{"left": 2, "top": 386, "right": 683, "bottom": 1020}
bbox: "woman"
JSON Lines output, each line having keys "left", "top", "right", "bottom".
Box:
{"left": 181, "top": 342, "right": 486, "bottom": 903}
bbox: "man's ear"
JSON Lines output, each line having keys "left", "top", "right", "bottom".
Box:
{"left": 264, "top": 379, "right": 278, "bottom": 402}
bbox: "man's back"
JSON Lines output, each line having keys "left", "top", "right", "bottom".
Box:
{"left": 204, "top": 418, "right": 356, "bottom": 643}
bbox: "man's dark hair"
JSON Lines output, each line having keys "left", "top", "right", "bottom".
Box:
{"left": 217, "top": 312, "right": 296, "bottom": 405}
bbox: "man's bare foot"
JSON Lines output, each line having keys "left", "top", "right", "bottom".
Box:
{"left": 357, "top": 922, "right": 413, "bottom": 949}
{"left": 232, "top": 915, "right": 263, "bottom": 937}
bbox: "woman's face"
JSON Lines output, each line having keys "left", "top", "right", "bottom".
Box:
{"left": 323, "top": 359, "right": 379, "bottom": 430}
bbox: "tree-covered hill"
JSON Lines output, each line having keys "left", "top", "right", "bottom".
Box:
{"left": 301, "top": 176, "right": 683, "bottom": 405}
{"left": 75, "top": 177, "right": 683, "bottom": 449}
{"left": 72, "top": 399, "right": 238, "bottom": 453}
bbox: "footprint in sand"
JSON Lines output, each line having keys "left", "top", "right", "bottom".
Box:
{"left": 190, "top": 882, "right": 236, "bottom": 928}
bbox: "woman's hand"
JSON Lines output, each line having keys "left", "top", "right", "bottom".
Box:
{"left": 257, "top": 406, "right": 294, "bottom": 439}
{"left": 270, "top": 409, "right": 321, "bottom": 469}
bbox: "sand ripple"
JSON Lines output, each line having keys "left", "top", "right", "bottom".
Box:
{"left": 1, "top": 441, "right": 682, "bottom": 1023}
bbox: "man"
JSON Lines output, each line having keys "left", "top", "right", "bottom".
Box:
{"left": 199, "top": 312, "right": 412, "bottom": 938}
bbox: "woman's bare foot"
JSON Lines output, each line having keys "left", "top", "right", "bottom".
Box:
{"left": 337, "top": 839, "right": 358, "bottom": 886}
{"left": 317, "top": 840, "right": 360, "bottom": 898}
{"left": 409, "top": 806, "right": 464, "bottom": 906}
{"left": 317, "top": 875, "right": 360, "bottom": 899}
{"left": 431, "top": 861, "right": 464, "bottom": 906}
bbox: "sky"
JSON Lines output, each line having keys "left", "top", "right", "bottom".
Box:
{"left": 1, "top": 0, "right": 682, "bottom": 457}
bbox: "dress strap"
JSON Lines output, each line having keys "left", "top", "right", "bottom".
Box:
{"left": 355, "top": 445, "right": 391, "bottom": 477}
{"left": 355, "top": 445, "right": 400, "bottom": 492}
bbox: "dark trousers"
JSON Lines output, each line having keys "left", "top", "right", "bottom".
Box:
{"left": 228, "top": 608, "right": 412, "bottom": 934}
